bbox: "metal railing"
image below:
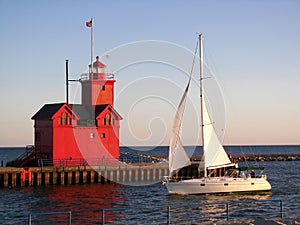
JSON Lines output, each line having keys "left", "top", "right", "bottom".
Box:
{"left": 1, "top": 200, "right": 298, "bottom": 224}
{"left": 80, "top": 73, "right": 114, "bottom": 81}
{"left": 38, "top": 158, "right": 120, "bottom": 167}
{"left": 37, "top": 152, "right": 162, "bottom": 167}
{"left": 0, "top": 211, "right": 71, "bottom": 225}
{"left": 100, "top": 200, "right": 291, "bottom": 224}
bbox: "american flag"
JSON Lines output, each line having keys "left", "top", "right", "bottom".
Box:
{"left": 86, "top": 20, "right": 92, "bottom": 27}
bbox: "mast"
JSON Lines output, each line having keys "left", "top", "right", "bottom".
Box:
{"left": 199, "top": 34, "right": 206, "bottom": 177}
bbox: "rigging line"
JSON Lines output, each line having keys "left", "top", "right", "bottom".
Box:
{"left": 172, "top": 40, "right": 199, "bottom": 148}
{"left": 240, "top": 145, "right": 250, "bottom": 168}
{"left": 189, "top": 40, "right": 199, "bottom": 78}
{"left": 203, "top": 43, "right": 218, "bottom": 80}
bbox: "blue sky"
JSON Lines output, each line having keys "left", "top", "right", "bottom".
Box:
{"left": 0, "top": 0, "right": 299, "bottom": 146}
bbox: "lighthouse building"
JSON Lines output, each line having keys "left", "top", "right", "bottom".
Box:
{"left": 31, "top": 56, "right": 122, "bottom": 166}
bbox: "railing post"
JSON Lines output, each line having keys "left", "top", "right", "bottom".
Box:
{"left": 226, "top": 202, "right": 229, "bottom": 221}
{"left": 102, "top": 209, "right": 105, "bottom": 225}
{"left": 280, "top": 200, "right": 283, "bottom": 219}
{"left": 167, "top": 206, "right": 170, "bottom": 225}
{"left": 28, "top": 214, "right": 32, "bottom": 225}
{"left": 68, "top": 211, "right": 72, "bottom": 225}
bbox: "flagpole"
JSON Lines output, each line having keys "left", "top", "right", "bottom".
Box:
{"left": 90, "top": 18, "right": 94, "bottom": 78}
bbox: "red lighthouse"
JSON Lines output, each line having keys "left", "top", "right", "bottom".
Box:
{"left": 31, "top": 57, "right": 122, "bottom": 166}
{"left": 81, "top": 56, "right": 115, "bottom": 107}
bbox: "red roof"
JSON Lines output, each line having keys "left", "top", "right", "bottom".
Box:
{"left": 89, "top": 56, "right": 106, "bottom": 68}
{"left": 31, "top": 103, "right": 122, "bottom": 121}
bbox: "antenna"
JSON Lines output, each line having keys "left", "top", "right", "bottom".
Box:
{"left": 65, "top": 60, "right": 80, "bottom": 104}
{"left": 66, "top": 59, "right": 69, "bottom": 104}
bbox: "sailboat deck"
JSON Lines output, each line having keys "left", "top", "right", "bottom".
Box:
{"left": 179, "top": 175, "right": 267, "bottom": 183}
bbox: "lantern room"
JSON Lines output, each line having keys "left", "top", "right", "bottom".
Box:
{"left": 89, "top": 55, "right": 107, "bottom": 80}
{"left": 80, "top": 56, "right": 116, "bottom": 108}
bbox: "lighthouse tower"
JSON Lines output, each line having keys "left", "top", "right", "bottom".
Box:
{"left": 81, "top": 56, "right": 115, "bottom": 108}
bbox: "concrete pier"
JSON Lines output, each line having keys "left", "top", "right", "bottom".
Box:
{"left": 1, "top": 154, "right": 299, "bottom": 188}
{"left": 0, "top": 163, "right": 169, "bottom": 188}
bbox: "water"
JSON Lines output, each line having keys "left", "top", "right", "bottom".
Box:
{"left": 122, "top": 145, "right": 300, "bottom": 157}
{"left": 1, "top": 145, "right": 300, "bottom": 165}
{"left": 0, "top": 146, "right": 300, "bottom": 224}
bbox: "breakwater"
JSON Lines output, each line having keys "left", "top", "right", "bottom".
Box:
{"left": 233, "top": 154, "right": 300, "bottom": 162}
{"left": 190, "top": 154, "right": 300, "bottom": 162}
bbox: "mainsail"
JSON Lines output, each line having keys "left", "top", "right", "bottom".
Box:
{"left": 168, "top": 76, "right": 192, "bottom": 176}
{"left": 201, "top": 95, "right": 235, "bottom": 170}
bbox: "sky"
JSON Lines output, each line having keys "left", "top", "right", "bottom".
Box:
{"left": 0, "top": 0, "right": 299, "bottom": 147}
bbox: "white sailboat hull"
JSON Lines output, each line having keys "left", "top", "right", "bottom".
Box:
{"left": 163, "top": 176, "right": 271, "bottom": 195}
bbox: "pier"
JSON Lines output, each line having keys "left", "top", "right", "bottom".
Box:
{"left": 1, "top": 154, "right": 299, "bottom": 188}
{"left": 0, "top": 164, "right": 168, "bottom": 188}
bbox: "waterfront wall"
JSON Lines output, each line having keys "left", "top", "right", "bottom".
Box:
{"left": 0, "top": 164, "right": 169, "bottom": 188}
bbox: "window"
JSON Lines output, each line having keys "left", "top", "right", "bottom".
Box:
{"left": 101, "top": 85, "right": 105, "bottom": 91}
{"left": 63, "top": 113, "right": 67, "bottom": 125}
{"left": 68, "top": 118, "right": 72, "bottom": 125}
{"left": 105, "top": 114, "right": 111, "bottom": 125}
{"left": 101, "top": 133, "right": 106, "bottom": 138}
{"left": 59, "top": 118, "right": 62, "bottom": 125}
{"left": 90, "top": 133, "right": 95, "bottom": 139}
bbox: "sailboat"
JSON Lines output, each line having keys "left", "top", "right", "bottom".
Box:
{"left": 162, "top": 34, "right": 272, "bottom": 195}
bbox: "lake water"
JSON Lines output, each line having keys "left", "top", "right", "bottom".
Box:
{"left": 0, "top": 146, "right": 299, "bottom": 224}
{"left": 1, "top": 145, "right": 300, "bottom": 166}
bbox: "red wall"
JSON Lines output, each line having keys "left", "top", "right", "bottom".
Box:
{"left": 94, "top": 80, "right": 115, "bottom": 106}
{"left": 46, "top": 106, "right": 121, "bottom": 166}
{"left": 81, "top": 80, "right": 115, "bottom": 107}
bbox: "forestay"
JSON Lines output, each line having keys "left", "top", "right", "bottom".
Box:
{"left": 201, "top": 95, "right": 235, "bottom": 170}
